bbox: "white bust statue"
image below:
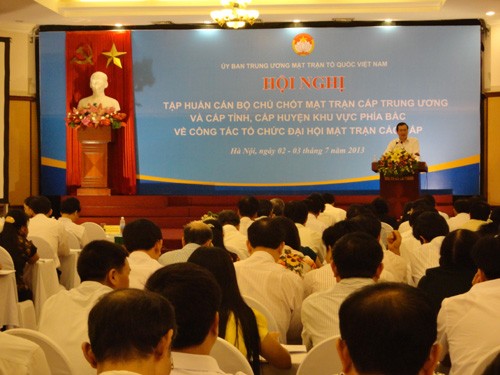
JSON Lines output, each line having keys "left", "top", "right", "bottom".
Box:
{"left": 78, "top": 71, "right": 120, "bottom": 110}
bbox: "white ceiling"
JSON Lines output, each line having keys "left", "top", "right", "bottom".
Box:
{"left": 0, "top": 0, "right": 498, "bottom": 33}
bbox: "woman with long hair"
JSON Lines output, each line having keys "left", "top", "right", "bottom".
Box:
{"left": 188, "top": 246, "right": 291, "bottom": 374}
{"left": 0, "top": 209, "right": 39, "bottom": 301}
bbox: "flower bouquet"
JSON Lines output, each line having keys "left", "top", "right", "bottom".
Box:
{"left": 377, "top": 148, "right": 419, "bottom": 177}
{"left": 66, "top": 103, "right": 126, "bottom": 130}
{"left": 278, "top": 247, "right": 316, "bottom": 278}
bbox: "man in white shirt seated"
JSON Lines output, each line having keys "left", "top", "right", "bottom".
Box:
{"left": 237, "top": 196, "right": 259, "bottom": 236}
{"left": 318, "top": 193, "right": 346, "bottom": 227}
{"left": 285, "top": 201, "right": 326, "bottom": 263}
{"left": 384, "top": 121, "right": 420, "bottom": 160}
{"left": 337, "top": 283, "right": 441, "bottom": 375}
{"left": 82, "top": 288, "right": 176, "bottom": 375}
{"left": 218, "top": 210, "right": 249, "bottom": 260}
{"left": 437, "top": 235, "right": 500, "bottom": 375}
{"left": 158, "top": 220, "right": 213, "bottom": 265}
{"left": 447, "top": 198, "right": 471, "bottom": 232}
{"left": 27, "top": 195, "right": 70, "bottom": 268}
{"left": 301, "top": 232, "right": 383, "bottom": 350}
{"left": 146, "top": 263, "right": 245, "bottom": 375}
{"left": 234, "top": 218, "right": 304, "bottom": 344}
{"left": 460, "top": 201, "right": 491, "bottom": 232}
{"left": 0, "top": 332, "right": 51, "bottom": 375}
{"left": 408, "top": 211, "right": 449, "bottom": 285}
{"left": 38, "top": 240, "right": 130, "bottom": 375}
{"left": 305, "top": 194, "right": 328, "bottom": 235}
{"left": 122, "top": 219, "right": 164, "bottom": 289}
{"left": 58, "top": 197, "right": 90, "bottom": 248}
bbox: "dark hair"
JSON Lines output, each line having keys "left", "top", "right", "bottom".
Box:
{"left": 273, "top": 216, "right": 301, "bottom": 250}
{"left": 247, "top": 218, "right": 285, "bottom": 249}
{"left": 371, "top": 197, "right": 390, "bottom": 216}
{"left": 88, "top": 288, "right": 176, "bottom": 363}
{"left": 283, "top": 201, "right": 308, "bottom": 225}
{"left": 306, "top": 193, "right": 326, "bottom": 215}
{"left": 345, "top": 204, "right": 374, "bottom": 220}
{"left": 183, "top": 221, "right": 213, "bottom": 245}
{"left": 257, "top": 199, "right": 273, "bottom": 217}
{"left": 238, "top": 196, "right": 259, "bottom": 217}
{"left": 322, "top": 220, "right": 355, "bottom": 249}
{"left": 60, "top": 197, "right": 81, "bottom": 214}
{"left": 29, "top": 195, "right": 52, "bottom": 215}
{"left": 218, "top": 210, "right": 240, "bottom": 226}
{"left": 77, "top": 240, "right": 129, "bottom": 282}
{"left": 145, "top": 263, "right": 221, "bottom": 350}
{"left": 123, "top": 219, "right": 162, "bottom": 252}
{"left": 472, "top": 235, "right": 500, "bottom": 280}
{"left": 470, "top": 201, "right": 491, "bottom": 221}
{"left": 479, "top": 207, "right": 500, "bottom": 236}
{"left": 453, "top": 198, "right": 471, "bottom": 214}
{"left": 420, "top": 194, "right": 436, "bottom": 208}
{"left": 188, "top": 247, "right": 261, "bottom": 373}
{"left": 396, "top": 122, "right": 409, "bottom": 131}
{"left": 202, "top": 218, "right": 226, "bottom": 250}
{"left": 439, "top": 229, "right": 478, "bottom": 269}
{"left": 348, "top": 214, "right": 381, "bottom": 240}
{"left": 332, "top": 232, "right": 383, "bottom": 279}
{"left": 322, "top": 193, "right": 335, "bottom": 204}
{"left": 270, "top": 198, "right": 285, "bottom": 216}
{"left": 412, "top": 211, "right": 449, "bottom": 243}
{"left": 339, "top": 283, "right": 437, "bottom": 375}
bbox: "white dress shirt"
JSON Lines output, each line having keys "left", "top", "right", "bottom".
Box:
{"left": 407, "top": 236, "right": 444, "bottom": 286}
{"left": 158, "top": 243, "right": 200, "bottom": 266}
{"left": 0, "top": 332, "right": 51, "bottom": 375}
{"left": 382, "top": 250, "right": 410, "bottom": 283}
{"left": 238, "top": 216, "right": 254, "bottom": 236}
{"left": 306, "top": 213, "right": 328, "bottom": 235}
{"left": 222, "top": 225, "right": 249, "bottom": 260}
{"left": 303, "top": 263, "right": 336, "bottom": 298}
{"left": 447, "top": 212, "right": 470, "bottom": 232}
{"left": 171, "top": 352, "right": 245, "bottom": 375}
{"left": 384, "top": 137, "right": 420, "bottom": 159}
{"left": 234, "top": 251, "right": 304, "bottom": 343}
{"left": 301, "top": 278, "right": 375, "bottom": 350}
{"left": 318, "top": 203, "right": 347, "bottom": 227}
{"left": 28, "top": 214, "right": 70, "bottom": 268}
{"left": 127, "top": 251, "right": 163, "bottom": 289}
{"left": 38, "top": 281, "right": 112, "bottom": 375}
{"left": 58, "top": 217, "right": 91, "bottom": 248}
{"left": 437, "top": 278, "right": 500, "bottom": 375}
{"left": 296, "top": 223, "right": 326, "bottom": 263}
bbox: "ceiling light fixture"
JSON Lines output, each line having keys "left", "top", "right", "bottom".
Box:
{"left": 211, "top": 0, "right": 259, "bottom": 29}
{"left": 486, "top": 11, "right": 495, "bottom": 16}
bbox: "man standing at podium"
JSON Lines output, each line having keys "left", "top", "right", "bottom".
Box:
{"left": 384, "top": 122, "right": 420, "bottom": 160}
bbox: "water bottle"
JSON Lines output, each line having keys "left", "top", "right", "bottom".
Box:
{"left": 119, "top": 216, "right": 126, "bottom": 234}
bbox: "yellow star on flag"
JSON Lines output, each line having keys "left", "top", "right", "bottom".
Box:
{"left": 102, "top": 43, "right": 127, "bottom": 68}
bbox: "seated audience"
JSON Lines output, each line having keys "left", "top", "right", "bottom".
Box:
{"left": 188, "top": 246, "right": 291, "bottom": 373}
{"left": 146, "top": 263, "right": 243, "bottom": 375}
{"left": 38, "top": 240, "right": 130, "bottom": 375}
{"left": 479, "top": 207, "right": 500, "bottom": 236}
{"left": 370, "top": 196, "right": 398, "bottom": 229}
{"left": 437, "top": 235, "right": 500, "bottom": 375}
{"left": 82, "top": 288, "right": 175, "bottom": 375}
{"left": 23, "top": 195, "right": 35, "bottom": 218}
{"left": 421, "top": 193, "right": 450, "bottom": 220}
{"left": 270, "top": 198, "right": 285, "bottom": 217}
{"left": 460, "top": 201, "right": 491, "bottom": 232}
{"left": 218, "top": 209, "right": 249, "bottom": 260}
{"left": 237, "top": 196, "right": 259, "bottom": 236}
{"left": 284, "top": 200, "right": 326, "bottom": 263}
{"left": 0, "top": 332, "right": 51, "bottom": 375}
{"left": 122, "top": 218, "right": 164, "bottom": 289}
{"left": 418, "top": 229, "right": 479, "bottom": 313}
{"left": 447, "top": 198, "right": 471, "bottom": 232}
{"left": 158, "top": 220, "right": 212, "bottom": 265}
{"left": 58, "top": 197, "right": 90, "bottom": 248}
{"left": 0, "top": 210, "right": 39, "bottom": 301}
{"left": 408, "top": 211, "right": 449, "bottom": 285}
{"left": 256, "top": 199, "right": 273, "bottom": 220}
{"left": 234, "top": 218, "right": 304, "bottom": 344}
{"left": 305, "top": 193, "right": 328, "bottom": 234}
{"left": 337, "top": 283, "right": 441, "bottom": 375}
{"left": 301, "top": 232, "right": 383, "bottom": 350}
{"left": 318, "top": 193, "right": 346, "bottom": 227}
{"left": 26, "top": 195, "right": 70, "bottom": 268}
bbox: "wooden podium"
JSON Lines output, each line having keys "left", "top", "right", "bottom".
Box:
{"left": 372, "top": 161, "right": 428, "bottom": 219}
{"left": 77, "top": 126, "right": 112, "bottom": 196}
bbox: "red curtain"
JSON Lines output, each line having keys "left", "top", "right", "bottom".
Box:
{"left": 66, "top": 30, "right": 137, "bottom": 195}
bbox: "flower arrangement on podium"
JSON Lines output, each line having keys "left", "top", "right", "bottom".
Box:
{"left": 66, "top": 103, "right": 126, "bottom": 130}
{"left": 377, "top": 148, "right": 419, "bottom": 177}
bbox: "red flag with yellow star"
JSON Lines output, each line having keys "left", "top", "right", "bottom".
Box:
{"left": 66, "top": 30, "right": 136, "bottom": 195}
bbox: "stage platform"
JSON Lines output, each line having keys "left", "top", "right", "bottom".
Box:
{"left": 72, "top": 192, "right": 454, "bottom": 250}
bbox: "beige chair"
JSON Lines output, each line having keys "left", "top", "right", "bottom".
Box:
{"left": 66, "top": 231, "right": 81, "bottom": 249}
{"left": 4, "top": 328, "right": 75, "bottom": 375}
{"left": 81, "top": 222, "right": 107, "bottom": 241}
{"left": 210, "top": 337, "right": 254, "bottom": 375}
{"left": 242, "top": 294, "right": 279, "bottom": 333}
{"left": 0, "top": 246, "right": 14, "bottom": 270}
{"left": 17, "top": 300, "right": 37, "bottom": 330}
{"left": 27, "top": 235, "right": 56, "bottom": 262}
{"left": 296, "top": 336, "right": 342, "bottom": 375}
